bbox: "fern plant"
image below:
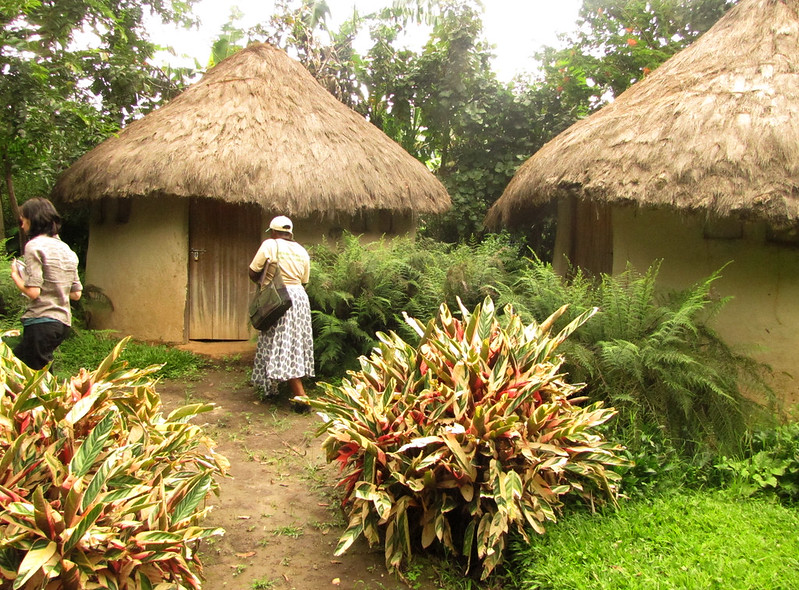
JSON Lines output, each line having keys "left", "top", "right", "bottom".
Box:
{"left": 306, "top": 233, "right": 520, "bottom": 376}
{"left": 509, "top": 259, "right": 769, "bottom": 454}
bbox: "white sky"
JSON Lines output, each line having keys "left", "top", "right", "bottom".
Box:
{"left": 147, "top": 0, "right": 582, "bottom": 82}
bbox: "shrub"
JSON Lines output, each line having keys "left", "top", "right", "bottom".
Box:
{"left": 0, "top": 335, "right": 229, "bottom": 589}
{"left": 713, "top": 421, "right": 799, "bottom": 503}
{"left": 299, "top": 297, "right": 626, "bottom": 579}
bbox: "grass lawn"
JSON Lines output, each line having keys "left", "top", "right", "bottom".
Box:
{"left": 507, "top": 491, "right": 799, "bottom": 589}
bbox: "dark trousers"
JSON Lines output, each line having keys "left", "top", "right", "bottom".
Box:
{"left": 13, "top": 321, "right": 70, "bottom": 371}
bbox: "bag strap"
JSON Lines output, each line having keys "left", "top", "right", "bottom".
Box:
{"left": 259, "top": 239, "right": 282, "bottom": 288}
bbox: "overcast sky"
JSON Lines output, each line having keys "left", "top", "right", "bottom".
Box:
{"left": 147, "top": 0, "right": 583, "bottom": 81}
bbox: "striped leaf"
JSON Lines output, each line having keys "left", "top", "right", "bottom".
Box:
{"left": 90, "top": 336, "right": 130, "bottom": 380}
{"left": 13, "top": 539, "right": 56, "bottom": 590}
{"left": 62, "top": 503, "right": 104, "bottom": 554}
{"left": 81, "top": 448, "right": 124, "bottom": 512}
{"left": 170, "top": 474, "right": 212, "bottom": 525}
{"left": 334, "top": 509, "right": 366, "bottom": 556}
{"left": 69, "top": 412, "right": 115, "bottom": 478}
{"left": 166, "top": 403, "right": 215, "bottom": 423}
{"left": 134, "top": 531, "right": 182, "bottom": 544}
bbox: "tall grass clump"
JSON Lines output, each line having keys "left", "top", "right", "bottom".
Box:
{"left": 306, "top": 232, "right": 522, "bottom": 377}
{"left": 506, "top": 259, "right": 771, "bottom": 461}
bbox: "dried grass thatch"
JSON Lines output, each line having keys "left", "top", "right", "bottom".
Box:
{"left": 52, "top": 43, "right": 450, "bottom": 217}
{"left": 487, "top": 0, "right": 799, "bottom": 229}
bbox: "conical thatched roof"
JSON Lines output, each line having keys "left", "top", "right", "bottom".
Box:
{"left": 52, "top": 43, "right": 450, "bottom": 216}
{"left": 487, "top": 0, "right": 799, "bottom": 229}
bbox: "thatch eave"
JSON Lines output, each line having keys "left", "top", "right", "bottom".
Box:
{"left": 486, "top": 0, "right": 799, "bottom": 230}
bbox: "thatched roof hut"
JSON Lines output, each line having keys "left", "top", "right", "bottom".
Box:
{"left": 486, "top": 0, "right": 799, "bottom": 229}
{"left": 52, "top": 42, "right": 450, "bottom": 216}
{"left": 486, "top": 0, "right": 799, "bottom": 404}
{"left": 51, "top": 43, "right": 450, "bottom": 344}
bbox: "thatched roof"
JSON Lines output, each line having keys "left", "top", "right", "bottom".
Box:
{"left": 52, "top": 43, "right": 450, "bottom": 217}
{"left": 487, "top": 0, "right": 799, "bottom": 229}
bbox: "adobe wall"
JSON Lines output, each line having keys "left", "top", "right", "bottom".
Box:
{"left": 84, "top": 197, "right": 189, "bottom": 343}
{"left": 612, "top": 206, "right": 799, "bottom": 407}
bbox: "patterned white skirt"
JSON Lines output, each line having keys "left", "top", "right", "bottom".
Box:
{"left": 251, "top": 284, "right": 315, "bottom": 395}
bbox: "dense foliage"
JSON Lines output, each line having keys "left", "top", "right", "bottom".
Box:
{"left": 714, "top": 421, "right": 799, "bottom": 503}
{"left": 503, "top": 260, "right": 768, "bottom": 455}
{"left": 1, "top": 0, "right": 199, "bottom": 243}
{"left": 299, "top": 297, "right": 626, "bottom": 578}
{"left": 306, "top": 235, "right": 768, "bottom": 458}
{"left": 0, "top": 252, "right": 27, "bottom": 332}
{"left": 3, "top": 0, "right": 739, "bottom": 249}
{"left": 306, "top": 233, "right": 525, "bottom": 375}
{"left": 223, "top": 0, "right": 737, "bottom": 242}
{"left": 0, "top": 336, "right": 228, "bottom": 589}
{"left": 536, "top": 0, "right": 737, "bottom": 111}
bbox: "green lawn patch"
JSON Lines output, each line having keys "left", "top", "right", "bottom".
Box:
{"left": 508, "top": 491, "right": 799, "bottom": 589}
{"left": 55, "top": 329, "right": 207, "bottom": 380}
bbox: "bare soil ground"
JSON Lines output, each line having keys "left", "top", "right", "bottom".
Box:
{"left": 156, "top": 355, "right": 448, "bottom": 590}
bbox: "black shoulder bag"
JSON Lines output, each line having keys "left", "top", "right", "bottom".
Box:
{"left": 249, "top": 242, "right": 293, "bottom": 331}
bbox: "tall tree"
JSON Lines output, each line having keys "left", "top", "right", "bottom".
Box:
{"left": 0, "top": 0, "right": 198, "bottom": 243}
{"left": 404, "top": 1, "right": 541, "bottom": 240}
{"left": 537, "top": 0, "right": 737, "bottom": 111}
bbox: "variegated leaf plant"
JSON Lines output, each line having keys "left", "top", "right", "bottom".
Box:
{"left": 0, "top": 335, "right": 229, "bottom": 590}
{"left": 298, "top": 297, "right": 627, "bottom": 579}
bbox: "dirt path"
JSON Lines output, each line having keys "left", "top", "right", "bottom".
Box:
{"left": 157, "top": 357, "right": 445, "bottom": 590}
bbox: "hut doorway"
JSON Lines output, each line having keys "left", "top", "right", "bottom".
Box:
{"left": 188, "top": 199, "right": 261, "bottom": 340}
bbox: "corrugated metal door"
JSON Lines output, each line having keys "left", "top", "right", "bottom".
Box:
{"left": 188, "top": 199, "right": 261, "bottom": 340}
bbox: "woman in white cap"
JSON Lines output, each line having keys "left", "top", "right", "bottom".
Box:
{"left": 248, "top": 215, "right": 314, "bottom": 398}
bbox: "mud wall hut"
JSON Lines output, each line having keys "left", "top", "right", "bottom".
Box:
{"left": 52, "top": 43, "right": 450, "bottom": 343}
{"left": 486, "top": 0, "right": 799, "bottom": 402}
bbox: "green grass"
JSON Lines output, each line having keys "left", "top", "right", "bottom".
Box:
{"left": 53, "top": 330, "right": 207, "bottom": 380}
{"left": 272, "top": 524, "right": 304, "bottom": 538}
{"left": 507, "top": 491, "right": 799, "bottom": 589}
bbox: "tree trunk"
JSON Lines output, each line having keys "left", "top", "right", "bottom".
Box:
{"left": 0, "top": 181, "right": 4, "bottom": 242}
{"left": 2, "top": 150, "right": 23, "bottom": 250}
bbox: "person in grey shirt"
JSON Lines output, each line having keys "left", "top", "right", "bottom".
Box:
{"left": 10, "top": 198, "right": 82, "bottom": 371}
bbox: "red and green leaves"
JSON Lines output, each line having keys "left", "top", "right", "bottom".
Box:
{"left": 299, "top": 297, "right": 626, "bottom": 579}
{"left": 0, "top": 334, "right": 228, "bottom": 589}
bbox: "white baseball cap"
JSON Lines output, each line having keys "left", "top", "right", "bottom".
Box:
{"left": 268, "top": 215, "right": 293, "bottom": 235}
